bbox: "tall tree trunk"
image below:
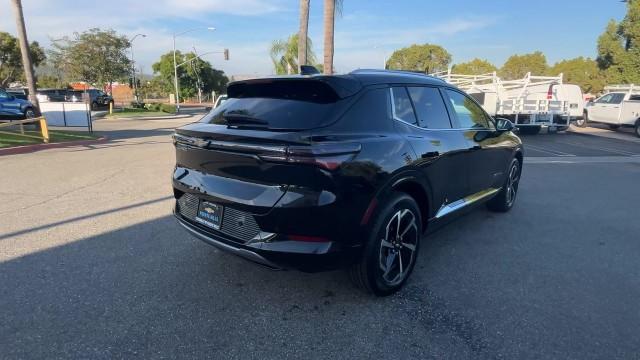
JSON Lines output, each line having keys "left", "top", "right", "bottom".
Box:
{"left": 323, "top": 0, "right": 335, "bottom": 75}
{"left": 10, "top": 0, "right": 39, "bottom": 111}
{"left": 298, "top": 0, "right": 310, "bottom": 69}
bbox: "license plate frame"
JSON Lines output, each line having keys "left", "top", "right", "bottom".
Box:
{"left": 195, "top": 200, "right": 223, "bottom": 230}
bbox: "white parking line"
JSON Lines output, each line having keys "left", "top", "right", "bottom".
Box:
{"left": 560, "top": 140, "right": 639, "bottom": 156}
{"left": 525, "top": 144, "right": 576, "bottom": 157}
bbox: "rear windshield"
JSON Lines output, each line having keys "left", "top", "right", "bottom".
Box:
{"left": 201, "top": 80, "right": 354, "bottom": 131}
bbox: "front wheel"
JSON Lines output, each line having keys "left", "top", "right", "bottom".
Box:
{"left": 23, "top": 108, "right": 36, "bottom": 119}
{"left": 487, "top": 158, "right": 521, "bottom": 212}
{"left": 349, "top": 193, "right": 421, "bottom": 296}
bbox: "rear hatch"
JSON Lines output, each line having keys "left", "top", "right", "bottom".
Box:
{"left": 173, "top": 76, "right": 362, "bottom": 214}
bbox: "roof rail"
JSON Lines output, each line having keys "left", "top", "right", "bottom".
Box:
{"left": 350, "top": 69, "right": 445, "bottom": 82}
{"left": 604, "top": 84, "right": 637, "bottom": 93}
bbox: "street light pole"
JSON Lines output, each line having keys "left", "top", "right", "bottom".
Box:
{"left": 172, "top": 27, "right": 214, "bottom": 113}
{"left": 129, "top": 34, "right": 146, "bottom": 103}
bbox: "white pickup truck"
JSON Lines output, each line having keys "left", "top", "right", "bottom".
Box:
{"left": 581, "top": 85, "right": 640, "bottom": 137}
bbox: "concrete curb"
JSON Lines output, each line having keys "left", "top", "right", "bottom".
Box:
{"left": 0, "top": 136, "right": 108, "bottom": 156}
{"left": 103, "top": 114, "right": 193, "bottom": 121}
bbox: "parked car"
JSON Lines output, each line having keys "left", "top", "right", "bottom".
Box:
{"left": 0, "top": 88, "right": 37, "bottom": 119}
{"left": 80, "top": 89, "right": 114, "bottom": 110}
{"left": 172, "top": 69, "right": 524, "bottom": 296}
{"left": 6, "top": 88, "right": 28, "bottom": 100}
{"left": 36, "top": 88, "right": 67, "bottom": 102}
{"left": 581, "top": 85, "right": 640, "bottom": 137}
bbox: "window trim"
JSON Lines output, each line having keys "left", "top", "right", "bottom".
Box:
{"left": 389, "top": 87, "right": 418, "bottom": 126}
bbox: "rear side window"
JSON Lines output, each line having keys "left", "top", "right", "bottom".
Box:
{"left": 407, "top": 87, "right": 451, "bottom": 129}
{"left": 391, "top": 87, "right": 417, "bottom": 125}
{"left": 338, "top": 88, "right": 392, "bottom": 131}
{"left": 629, "top": 95, "right": 640, "bottom": 101}
{"left": 445, "top": 89, "right": 493, "bottom": 130}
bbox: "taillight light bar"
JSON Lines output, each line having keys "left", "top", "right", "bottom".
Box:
{"left": 259, "top": 143, "right": 361, "bottom": 170}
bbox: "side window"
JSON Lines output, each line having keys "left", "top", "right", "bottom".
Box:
{"left": 0, "top": 90, "right": 8, "bottom": 99}
{"left": 445, "top": 89, "right": 493, "bottom": 130}
{"left": 391, "top": 87, "right": 417, "bottom": 125}
{"left": 596, "top": 94, "right": 613, "bottom": 104}
{"left": 407, "top": 86, "right": 452, "bottom": 129}
{"left": 339, "top": 88, "right": 392, "bottom": 131}
{"left": 609, "top": 93, "right": 625, "bottom": 104}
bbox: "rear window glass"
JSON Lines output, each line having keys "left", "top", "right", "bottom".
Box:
{"left": 391, "top": 87, "right": 417, "bottom": 125}
{"left": 201, "top": 97, "right": 348, "bottom": 131}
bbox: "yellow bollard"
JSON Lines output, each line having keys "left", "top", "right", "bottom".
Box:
{"left": 39, "top": 117, "right": 49, "bottom": 143}
{"left": 109, "top": 101, "right": 113, "bottom": 115}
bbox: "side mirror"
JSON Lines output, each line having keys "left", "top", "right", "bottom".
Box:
{"left": 496, "top": 118, "right": 516, "bottom": 132}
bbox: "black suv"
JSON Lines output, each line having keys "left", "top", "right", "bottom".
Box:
{"left": 172, "top": 70, "right": 523, "bottom": 296}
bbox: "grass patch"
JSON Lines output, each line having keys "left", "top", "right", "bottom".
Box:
{"left": 0, "top": 130, "right": 99, "bottom": 148}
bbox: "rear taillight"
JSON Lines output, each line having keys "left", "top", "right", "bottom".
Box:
{"left": 547, "top": 85, "right": 554, "bottom": 100}
{"left": 259, "top": 143, "right": 361, "bottom": 170}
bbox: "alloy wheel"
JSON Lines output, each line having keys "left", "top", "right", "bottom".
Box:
{"left": 378, "top": 208, "right": 418, "bottom": 286}
{"left": 506, "top": 162, "right": 520, "bottom": 207}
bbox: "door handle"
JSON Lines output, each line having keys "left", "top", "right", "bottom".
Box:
{"left": 422, "top": 151, "right": 440, "bottom": 158}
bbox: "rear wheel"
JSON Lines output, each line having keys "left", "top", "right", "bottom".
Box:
{"left": 575, "top": 113, "right": 588, "bottom": 128}
{"left": 635, "top": 120, "right": 640, "bottom": 138}
{"left": 518, "top": 126, "right": 541, "bottom": 135}
{"left": 349, "top": 193, "right": 421, "bottom": 296}
{"left": 487, "top": 158, "right": 521, "bottom": 212}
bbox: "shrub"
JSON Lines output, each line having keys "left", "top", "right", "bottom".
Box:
{"left": 160, "top": 104, "right": 176, "bottom": 114}
{"left": 144, "top": 103, "right": 161, "bottom": 112}
{"left": 131, "top": 101, "right": 146, "bottom": 109}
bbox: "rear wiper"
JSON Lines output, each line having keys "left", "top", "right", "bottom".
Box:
{"left": 223, "top": 114, "right": 269, "bottom": 128}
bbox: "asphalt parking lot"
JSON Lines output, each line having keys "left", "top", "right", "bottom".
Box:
{"left": 1, "top": 119, "right": 639, "bottom": 359}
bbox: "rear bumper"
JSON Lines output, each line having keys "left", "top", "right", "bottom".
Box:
{"left": 174, "top": 211, "right": 357, "bottom": 272}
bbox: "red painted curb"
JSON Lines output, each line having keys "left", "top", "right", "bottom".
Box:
{"left": 0, "top": 136, "right": 109, "bottom": 156}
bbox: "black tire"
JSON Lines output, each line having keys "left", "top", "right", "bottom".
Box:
{"left": 575, "top": 113, "right": 588, "bottom": 128}
{"left": 635, "top": 120, "right": 640, "bottom": 138}
{"left": 608, "top": 124, "right": 620, "bottom": 130}
{"left": 518, "top": 126, "right": 541, "bottom": 135}
{"left": 487, "top": 158, "right": 521, "bottom": 213}
{"left": 349, "top": 192, "right": 422, "bottom": 296}
{"left": 23, "top": 107, "right": 36, "bottom": 119}
{"left": 91, "top": 101, "right": 98, "bottom": 110}
{"left": 557, "top": 126, "right": 569, "bottom": 132}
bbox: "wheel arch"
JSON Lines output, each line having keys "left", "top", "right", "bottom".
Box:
{"left": 389, "top": 177, "right": 431, "bottom": 232}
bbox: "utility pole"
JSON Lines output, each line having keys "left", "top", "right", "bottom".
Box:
{"left": 10, "top": 0, "right": 39, "bottom": 112}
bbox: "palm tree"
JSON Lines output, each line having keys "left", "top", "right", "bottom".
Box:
{"left": 298, "top": 0, "right": 310, "bottom": 68}
{"left": 322, "top": 0, "right": 342, "bottom": 75}
{"left": 10, "top": 0, "right": 39, "bottom": 109}
{"left": 270, "top": 34, "right": 316, "bottom": 75}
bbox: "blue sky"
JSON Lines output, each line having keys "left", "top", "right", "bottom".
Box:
{"left": 0, "top": 0, "right": 628, "bottom": 77}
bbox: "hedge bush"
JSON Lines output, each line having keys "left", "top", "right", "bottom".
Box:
{"left": 160, "top": 104, "right": 176, "bottom": 113}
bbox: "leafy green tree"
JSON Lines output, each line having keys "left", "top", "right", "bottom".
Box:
{"left": 0, "top": 31, "right": 45, "bottom": 87}
{"left": 549, "top": 57, "right": 605, "bottom": 94}
{"left": 451, "top": 58, "right": 497, "bottom": 75}
{"left": 36, "top": 74, "right": 65, "bottom": 88}
{"left": 386, "top": 44, "right": 451, "bottom": 73}
{"left": 49, "top": 28, "right": 131, "bottom": 89}
{"left": 270, "top": 33, "right": 316, "bottom": 75}
{"left": 152, "top": 51, "right": 228, "bottom": 100}
{"left": 597, "top": 1, "right": 640, "bottom": 84}
{"left": 499, "top": 51, "right": 548, "bottom": 80}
